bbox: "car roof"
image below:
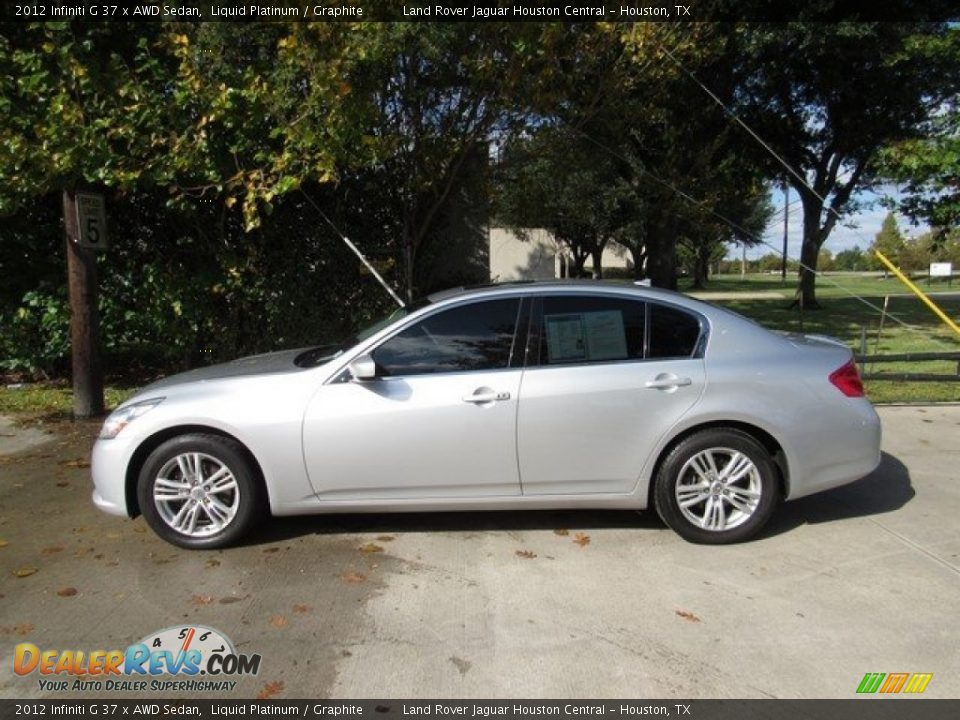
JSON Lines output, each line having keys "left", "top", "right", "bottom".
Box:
{"left": 425, "top": 280, "right": 699, "bottom": 306}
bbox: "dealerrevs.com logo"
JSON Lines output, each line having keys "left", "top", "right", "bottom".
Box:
{"left": 14, "top": 625, "right": 261, "bottom": 693}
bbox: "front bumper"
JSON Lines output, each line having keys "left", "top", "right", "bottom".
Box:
{"left": 90, "top": 434, "right": 140, "bottom": 517}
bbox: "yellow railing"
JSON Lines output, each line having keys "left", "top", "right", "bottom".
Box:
{"left": 873, "top": 250, "right": 960, "bottom": 338}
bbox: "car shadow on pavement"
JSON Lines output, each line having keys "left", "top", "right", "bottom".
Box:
{"left": 758, "top": 451, "right": 914, "bottom": 539}
{"left": 243, "top": 508, "right": 665, "bottom": 547}
{"left": 241, "top": 451, "right": 912, "bottom": 546}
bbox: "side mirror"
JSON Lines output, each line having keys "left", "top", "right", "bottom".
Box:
{"left": 347, "top": 354, "right": 377, "bottom": 381}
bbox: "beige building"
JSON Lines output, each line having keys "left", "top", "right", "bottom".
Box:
{"left": 489, "top": 227, "right": 633, "bottom": 282}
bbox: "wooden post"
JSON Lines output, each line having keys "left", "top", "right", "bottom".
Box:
{"left": 63, "top": 189, "right": 105, "bottom": 418}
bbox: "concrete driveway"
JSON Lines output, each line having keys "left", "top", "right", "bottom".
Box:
{"left": 0, "top": 406, "right": 957, "bottom": 699}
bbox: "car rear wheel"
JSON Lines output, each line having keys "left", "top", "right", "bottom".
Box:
{"left": 137, "top": 433, "right": 263, "bottom": 549}
{"left": 654, "top": 428, "right": 779, "bottom": 544}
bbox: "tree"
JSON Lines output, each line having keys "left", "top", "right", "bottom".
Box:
{"left": 563, "top": 23, "right": 774, "bottom": 289}
{"left": 0, "top": 22, "right": 182, "bottom": 415}
{"left": 494, "top": 127, "right": 634, "bottom": 278}
{"left": 329, "top": 23, "right": 557, "bottom": 299}
{"left": 733, "top": 17, "right": 960, "bottom": 307}
{"left": 879, "top": 104, "right": 960, "bottom": 234}
{"left": 868, "top": 212, "right": 907, "bottom": 270}
{"left": 833, "top": 245, "right": 866, "bottom": 271}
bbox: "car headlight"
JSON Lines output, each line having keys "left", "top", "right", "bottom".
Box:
{"left": 99, "top": 398, "right": 164, "bottom": 439}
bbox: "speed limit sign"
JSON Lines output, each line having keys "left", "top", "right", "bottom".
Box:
{"left": 75, "top": 192, "right": 109, "bottom": 249}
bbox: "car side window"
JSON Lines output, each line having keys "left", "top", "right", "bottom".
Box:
{"left": 538, "top": 296, "right": 645, "bottom": 365}
{"left": 648, "top": 303, "right": 702, "bottom": 359}
{"left": 372, "top": 299, "right": 520, "bottom": 377}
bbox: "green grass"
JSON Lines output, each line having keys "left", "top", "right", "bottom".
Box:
{"left": 0, "top": 383, "right": 136, "bottom": 418}
{"left": 681, "top": 271, "right": 958, "bottom": 299}
{"left": 694, "top": 273, "right": 960, "bottom": 404}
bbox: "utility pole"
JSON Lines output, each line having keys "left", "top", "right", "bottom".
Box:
{"left": 740, "top": 241, "right": 746, "bottom": 278}
{"left": 63, "top": 189, "right": 105, "bottom": 418}
{"left": 781, "top": 181, "right": 789, "bottom": 281}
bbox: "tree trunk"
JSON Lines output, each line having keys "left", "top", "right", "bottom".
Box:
{"left": 629, "top": 247, "right": 646, "bottom": 279}
{"left": 794, "top": 198, "right": 824, "bottom": 309}
{"left": 646, "top": 221, "right": 679, "bottom": 290}
{"left": 691, "top": 251, "right": 707, "bottom": 290}
{"left": 590, "top": 247, "right": 603, "bottom": 279}
{"left": 403, "top": 235, "right": 415, "bottom": 303}
{"left": 63, "top": 190, "right": 105, "bottom": 418}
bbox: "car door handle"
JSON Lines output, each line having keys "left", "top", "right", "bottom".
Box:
{"left": 645, "top": 376, "right": 692, "bottom": 389}
{"left": 462, "top": 390, "right": 511, "bottom": 404}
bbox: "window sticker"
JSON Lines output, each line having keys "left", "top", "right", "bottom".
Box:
{"left": 544, "top": 310, "right": 628, "bottom": 363}
{"left": 544, "top": 313, "right": 586, "bottom": 362}
{"left": 583, "top": 310, "right": 628, "bottom": 360}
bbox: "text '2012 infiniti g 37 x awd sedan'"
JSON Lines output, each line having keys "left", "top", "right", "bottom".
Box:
{"left": 91, "top": 282, "right": 881, "bottom": 548}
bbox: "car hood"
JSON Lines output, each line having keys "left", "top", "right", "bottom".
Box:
{"left": 139, "top": 347, "right": 332, "bottom": 393}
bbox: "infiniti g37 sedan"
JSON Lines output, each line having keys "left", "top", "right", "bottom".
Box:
{"left": 91, "top": 282, "right": 882, "bottom": 548}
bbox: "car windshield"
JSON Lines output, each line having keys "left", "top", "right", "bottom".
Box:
{"left": 294, "top": 299, "right": 431, "bottom": 368}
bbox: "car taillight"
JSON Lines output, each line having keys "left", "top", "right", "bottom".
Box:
{"left": 829, "top": 359, "right": 865, "bottom": 397}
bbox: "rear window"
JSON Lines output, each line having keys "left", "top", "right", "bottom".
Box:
{"left": 648, "top": 304, "right": 701, "bottom": 358}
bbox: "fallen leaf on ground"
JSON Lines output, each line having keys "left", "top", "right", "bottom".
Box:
{"left": 358, "top": 543, "right": 383, "bottom": 554}
{"left": 57, "top": 587, "right": 78, "bottom": 597}
{"left": 553, "top": 529, "right": 570, "bottom": 536}
{"left": 341, "top": 571, "right": 366, "bottom": 584}
{"left": 376, "top": 535, "right": 395, "bottom": 542}
{"left": 262, "top": 547, "right": 279, "bottom": 554}
{"left": 573, "top": 533, "right": 591, "bottom": 547}
{"left": 269, "top": 615, "right": 288, "bottom": 629}
{"left": 55, "top": 481, "right": 70, "bottom": 488}
{"left": 450, "top": 656, "right": 472, "bottom": 675}
{"left": 190, "top": 595, "right": 214, "bottom": 606}
{"left": 0, "top": 539, "right": 8, "bottom": 548}
{"left": 515, "top": 550, "right": 537, "bottom": 559}
{"left": 41, "top": 545, "right": 64, "bottom": 555}
{"left": 675, "top": 609, "right": 701, "bottom": 623}
{"left": 12, "top": 567, "right": 37, "bottom": 578}
{"left": 256, "top": 681, "right": 285, "bottom": 700}
{"left": 61, "top": 459, "right": 90, "bottom": 468}
{"left": 205, "top": 559, "right": 221, "bottom": 568}
{"left": 219, "top": 596, "right": 243, "bottom": 604}
{"left": 293, "top": 604, "right": 312, "bottom": 614}
{"left": 15, "top": 623, "right": 34, "bottom": 635}
{"left": 132, "top": 526, "right": 146, "bottom": 534}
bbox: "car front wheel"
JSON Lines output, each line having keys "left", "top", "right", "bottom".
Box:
{"left": 137, "top": 433, "right": 262, "bottom": 549}
{"left": 654, "top": 428, "right": 779, "bottom": 544}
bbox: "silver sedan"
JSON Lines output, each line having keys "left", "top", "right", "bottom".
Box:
{"left": 91, "top": 282, "right": 881, "bottom": 548}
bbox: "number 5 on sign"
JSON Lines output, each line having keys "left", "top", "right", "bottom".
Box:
{"left": 75, "top": 193, "right": 109, "bottom": 249}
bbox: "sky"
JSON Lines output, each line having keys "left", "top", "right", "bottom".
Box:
{"left": 736, "top": 185, "right": 930, "bottom": 261}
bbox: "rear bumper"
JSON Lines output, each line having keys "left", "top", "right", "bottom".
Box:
{"left": 786, "top": 399, "right": 882, "bottom": 500}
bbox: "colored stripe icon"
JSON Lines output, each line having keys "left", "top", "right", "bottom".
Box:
{"left": 857, "top": 672, "right": 933, "bottom": 694}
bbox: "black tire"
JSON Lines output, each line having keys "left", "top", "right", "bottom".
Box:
{"left": 137, "top": 433, "right": 264, "bottom": 549}
{"left": 653, "top": 428, "right": 780, "bottom": 544}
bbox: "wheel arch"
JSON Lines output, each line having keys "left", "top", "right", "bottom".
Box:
{"left": 647, "top": 420, "right": 790, "bottom": 508}
{"left": 125, "top": 425, "right": 267, "bottom": 518}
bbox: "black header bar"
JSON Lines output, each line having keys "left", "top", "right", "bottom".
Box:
{"left": 1, "top": 0, "right": 958, "bottom": 23}
{"left": 2, "top": 700, "right": 960, "bottom": 720}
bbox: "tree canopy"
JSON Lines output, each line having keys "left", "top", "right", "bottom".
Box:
{"left": 1, "top": 17, "right": 957, "bottom": 381}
